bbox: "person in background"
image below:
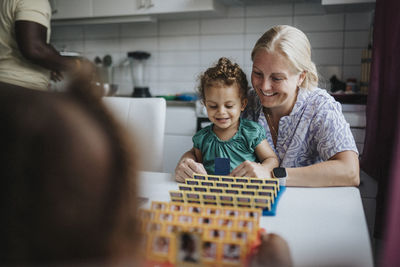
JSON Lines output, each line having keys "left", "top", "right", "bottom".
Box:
{"left": 0, "top": 0, "right": 92, "bottom": 91}
{"left": 175, "top": 25, "right": 359, "bottom": 187}
{"left": 175, "top": 57, "right": 278, "bottom": 182}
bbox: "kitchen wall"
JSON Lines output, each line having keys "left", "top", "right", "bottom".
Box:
{"left": 51, "top": 1, "right": 373, "bottom": 96}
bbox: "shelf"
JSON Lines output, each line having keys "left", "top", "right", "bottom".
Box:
{"left": 330, "top": 93, "right": 368, "bottom": 105}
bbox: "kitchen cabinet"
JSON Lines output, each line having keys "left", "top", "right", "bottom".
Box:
{"left": 136, "top": 0, "right": 223, "bottom": 15}
{"left": 93, "top": 0, "right": 138, "bottom": 17}
{"left": 163, "top": 103, "right": 197, "bottom": 174}
{"left": 321, "top": 0, "right": 375, "bottom": 12}
{"left": 51, "top": 0, "right": 92, "bottom": 19}
{"left": 52, "top": 0, "right": 223, "bottom": 24}
{"left": 342, "top": 104, "right": 366, "bottom": 155}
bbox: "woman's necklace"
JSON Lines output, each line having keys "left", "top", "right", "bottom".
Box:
{"left": 263, "top": 108, "right": 278, "bottom": 145}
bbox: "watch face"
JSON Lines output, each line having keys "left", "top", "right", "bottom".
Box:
{"left": 273, "top": 167, "right": 287, "bottom": 178}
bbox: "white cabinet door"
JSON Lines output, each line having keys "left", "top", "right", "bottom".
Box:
{"left": 163, "top": 135, "right": 193, "bottom": 173}
{"left": 92, "top": 0, "right": 138, "bottom": 17}
{"left": 142, "top": 0, "right": 218, "bottom": 15}
{"left": 51, "top": 0, "right": 92, "bottom": 19}
{"left": 165, "top": 106, "right": 197, "bottom": 135}
{"left": 163, "top": 105, "right": 197, "bottom": 173}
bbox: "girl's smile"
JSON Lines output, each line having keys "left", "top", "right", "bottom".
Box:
{"left": 204, "top": 84, "right": 247, "bottom": 140}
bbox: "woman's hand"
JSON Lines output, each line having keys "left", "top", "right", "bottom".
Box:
{"left": 174, "top": 158, "right": 207, "bottom": 183}
{"left": 230, "top": 160, "right": 272, "bottom": 178}
{"left": 251, "top": 233, "right": 293, "bottom": 267}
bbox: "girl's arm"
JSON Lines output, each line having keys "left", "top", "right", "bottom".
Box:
{"left": 174, "top": 148, "right": 207, "bottom": 183}
{"left": 230, "top": 140, "right": 279, "bottom": 178}
{"left": 286, "top": 150, "right": 360, "bottom": 187}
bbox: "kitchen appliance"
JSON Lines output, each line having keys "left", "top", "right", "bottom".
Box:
{"left": 127, "top": 51, "right": 151, "bottom": 97}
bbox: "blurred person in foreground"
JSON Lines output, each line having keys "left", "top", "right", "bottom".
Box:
{"left": 0, "top": 71, "right": 292, "bottom": 266}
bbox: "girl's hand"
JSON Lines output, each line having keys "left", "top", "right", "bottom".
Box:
{"left": 230, "top": 160, "right": 272, "bottom": 178}
{"left": 174, "top": 158, "right": 207, "bottom": 183}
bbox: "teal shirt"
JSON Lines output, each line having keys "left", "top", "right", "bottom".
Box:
{"left": 193, "top": 118, "right": 267, "bottom": 174}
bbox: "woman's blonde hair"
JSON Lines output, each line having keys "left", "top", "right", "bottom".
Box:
{"left": 251, "top": 25, "right": 318, "bottom": 90}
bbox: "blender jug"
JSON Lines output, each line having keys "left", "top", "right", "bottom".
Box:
{"left": 127, "top": 51, "right": 151, "bottom": 97}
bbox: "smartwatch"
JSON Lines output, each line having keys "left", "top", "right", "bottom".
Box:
{"left": 272, "top": 167, "right": 287, "bottom": 186}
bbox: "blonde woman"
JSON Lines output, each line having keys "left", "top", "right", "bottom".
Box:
{"left": 175, "top": 25, "right": 359, "bottom": 187}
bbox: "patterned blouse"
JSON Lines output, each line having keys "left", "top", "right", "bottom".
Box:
{"left": 242, "top": 88, "right": 358, "bottom": 167}
{"left": 193, "top": 118, "right": 267, "bottom": 174}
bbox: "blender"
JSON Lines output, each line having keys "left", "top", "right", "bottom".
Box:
{"left": 127, "top": 51, "right": 151, "bottom": 97}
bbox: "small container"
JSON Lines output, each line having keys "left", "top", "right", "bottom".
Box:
{"left": 345, "top": 78, "right": 358, "bottom": 94}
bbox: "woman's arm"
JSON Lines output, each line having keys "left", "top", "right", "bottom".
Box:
{"left": 286, "top": 150, "right": 360, "bottom": 187}
{"left": 174, "top": 148, "right": 207, "bottom": 183}
{"left": 230, "top": 140, "right": 279, "bottom": 178}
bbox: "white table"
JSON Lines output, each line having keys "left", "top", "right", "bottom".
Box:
{"left": 138, "top": 171, "right": 374, "bottom": 267}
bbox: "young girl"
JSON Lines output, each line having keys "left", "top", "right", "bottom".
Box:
{"left": 192, "top": 57, "right": 278, "bottom": 176}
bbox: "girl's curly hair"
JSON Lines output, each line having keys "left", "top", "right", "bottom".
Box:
{"left": 198, "top": 57, "right": 249, "bottom": 101}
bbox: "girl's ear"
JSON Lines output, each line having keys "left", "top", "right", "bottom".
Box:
{"left": 241, "top": 98, "right": 248, "bottom": 111}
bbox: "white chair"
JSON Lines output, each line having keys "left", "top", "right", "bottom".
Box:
{"left": 103, "top": 97, "right": 166, "bottom": 172}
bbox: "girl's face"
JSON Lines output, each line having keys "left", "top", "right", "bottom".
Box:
{"left": 251, "top": 50, "right": 305, "bottom": 116}
{"left": 204, "top": 84, "right": 247, "bottom": 133}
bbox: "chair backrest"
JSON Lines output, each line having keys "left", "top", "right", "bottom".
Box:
{"left": 103, "top": 97, "right": 166, "bottom": 172}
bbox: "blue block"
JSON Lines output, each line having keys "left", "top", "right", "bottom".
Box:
{"left": 214, "top": 157, "right": 230, "bottom": 175}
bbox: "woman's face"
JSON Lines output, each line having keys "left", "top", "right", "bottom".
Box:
{"left": 251, "top": 50, "right": 305, "bottom": 115}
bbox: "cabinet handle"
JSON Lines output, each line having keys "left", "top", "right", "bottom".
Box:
{"left": 146, "top": 0, "right": 154, "bottom": 8}
{"left": 138, "top": 0, "right": 146, "bottom": 9}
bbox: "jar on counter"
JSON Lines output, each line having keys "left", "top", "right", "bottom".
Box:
{"left": 345, "top": 78, "right": 358, "bottom": 94}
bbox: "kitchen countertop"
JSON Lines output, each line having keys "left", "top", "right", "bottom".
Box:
{"left": 166, "top": 100, "right": 196, "bottom": 107}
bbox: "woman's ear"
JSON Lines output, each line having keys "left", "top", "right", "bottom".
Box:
{"left": 297, "top": 71, "right": 307, "bottom": 87}
{"left": 241, "top": 98, "right": 248, "bottom": 111}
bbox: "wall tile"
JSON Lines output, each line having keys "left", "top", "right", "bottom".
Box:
{"left": 120, "top": 22, "right": 158, "bottom": 37}
{"left": 52, "top": 40, "right": 85, "bottom": 53}
{"left": 120, "top": 37, "right": 158, "bottom": 52}
{"left": 344, "top": 31, "right": 370, "bottom": 48}
{"left": 343, "top": 65, "right": 361, "bottom": 81}
{"left": 156, "top": 81, "right": 197, "bottom": 94}
{"left": 200, "top": 50, "right": 244, "bottom": 68}
{"left": 307, "top": 32, "right": 344, "bottom": 48}
{"left": 294, "top": 2, "right": 326, "bottom": 15}
{"left": 243, "top": 49, "right": 253, "bottom": 66}
{"left": 200, "top": 34, "right": 244, "bottom": 50}
{"left": 159, "top": 66, "right": 201, "bottom": 82}
{"left": 84, "top": 38, "right": 120, "bottom": 54}
{"left": 159, "top": 51, "right": 200, "bottom": 66}
{"left": 294, "top": 14, "right": 344, "bottom": 31}
{"left": 160, "top": 19, "right": 200, "bottom": 36}
{"left": 343, "top": 48, "right": 363, "bottom": 65}
{"left": 345, "top": 12, "right": 372, "bottom": 30}
{"left": 244, "top": 34, "right": 260, "bottom": 50}
{"left": 246, "top": 4, "right": 293, "bottom": 17}
{"left": 226, "top": 6, "right": 245, "bottom": 18}
{"left": 84, "top": 24, "right": 119, "bottom": 39}
{"left": 312, "top": 49, "right": 343, "bottom": 65}
{"left": 159, "top": 36, "right": 200, "bottom": 51}
{"left": 201, "top": 18, "right": 245, "bottom": 34}
{"left": 51, "top": 25, "right": 84, "bottom": 41}
{"left": 318, "top": 65, "right": 343, "bottom": 83}
{"left": 245, "top": 17, "right": 293, "bottom": 34}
